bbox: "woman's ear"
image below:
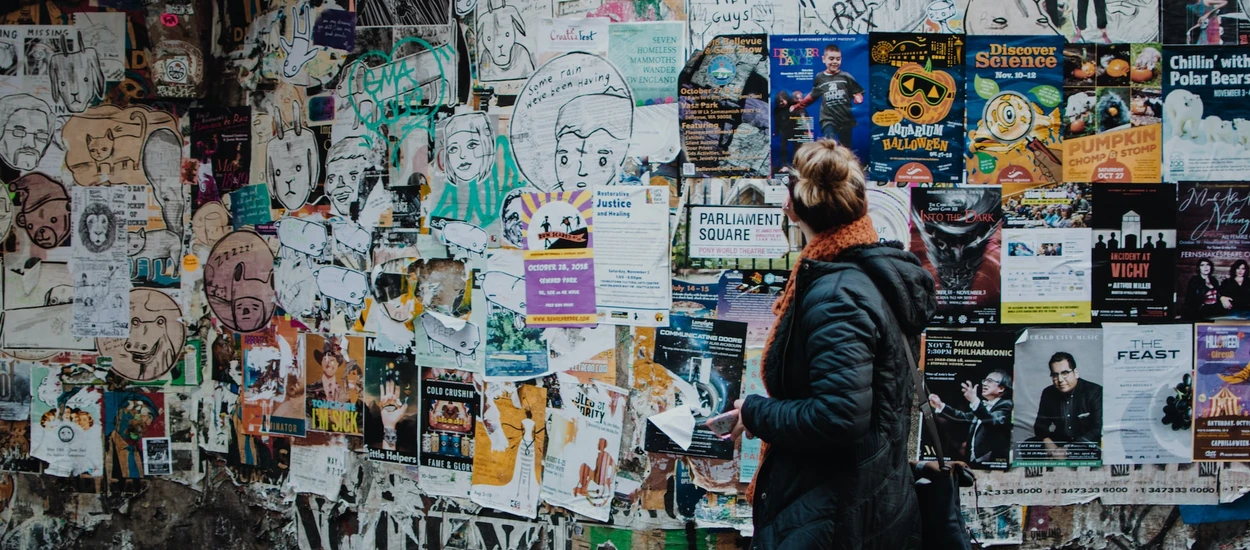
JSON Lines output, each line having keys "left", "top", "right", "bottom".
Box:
{"left": 782, "top": 194, "right": 801, "bottom": 223}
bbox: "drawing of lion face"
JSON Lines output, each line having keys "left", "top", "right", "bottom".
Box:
{"left": 77, "top": 201, "right": 116, "bottom": 253}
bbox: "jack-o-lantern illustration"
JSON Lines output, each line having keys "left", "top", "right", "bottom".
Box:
{"left": 888, "top": 62, "right": 956, "bottom": 125}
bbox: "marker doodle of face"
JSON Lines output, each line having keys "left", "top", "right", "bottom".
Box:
{"left": 325, "top": 139, "right": 371, "bottom": 216}
{"left": 554, "top": 93, "right": 633, "bottom": 189}
{"left": 510, "top": 53, "right": 633, "bottom": 192}
{"left": 439, "top": 112, "right": 495, "bottom": 187}
{"left": 0, "top": 94, "right": 54, "bottom": 171}
{"left": 266, "top": 100, "right": 320, "bottom": 212}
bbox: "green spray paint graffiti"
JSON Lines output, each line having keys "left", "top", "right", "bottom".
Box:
{"left": 429, "top": 135, "right": 527, "bottom": 227}
{"left": 345, "top": 36, "right": 452, "bottom": 168}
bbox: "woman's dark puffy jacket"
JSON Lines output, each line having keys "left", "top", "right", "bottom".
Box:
{"left": 741, "top": 243, "right": 937, "bottom": 550}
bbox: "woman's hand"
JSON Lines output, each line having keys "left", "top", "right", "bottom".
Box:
{"left": 730, "top": 398, "right": 753, "bottom": 441}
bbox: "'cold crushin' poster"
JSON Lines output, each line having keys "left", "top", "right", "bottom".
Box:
{"left": 1163, "top": 46, "right": 1250, "bottom": 182}
{"left": 419, "top": 367, "right": 478, "bottom": 497}
{"left": 769, "top": 34, "right": 870, "bottom": 172}
{"left": 965, "top": 35, "right": 1064, "bottom": 185}
{"left": 910, "top": 185, "right": 1003, "bottom": 324}
{"left": 869, "top": 33, "right": 965, "bottom": 184}
{"left": 1195, "top": 324, "right": 1250, "bottom": 461}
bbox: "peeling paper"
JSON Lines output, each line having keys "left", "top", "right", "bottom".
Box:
{"left": 647, "top": 404, "right": 694, "bottom": 451}
{"left": 288, "top": 444, "right": 348, "bottom": 499}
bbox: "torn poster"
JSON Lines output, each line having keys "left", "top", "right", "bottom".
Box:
{"left": 0, "top": 360, "right": 32, "bottom": 422}
{"left": 484, "top": 250, "right": 550, "bottom": 379}
{"left": 241, "top": 317, "right": 306, "bottom": 437}
{"left": 419, "top": 367, "right": 478, "bottom": 497}
{"left": 305, "top": 334, "right": 364, "bottom": 435}
{"left": 141, "top": 437, "right": 172, "bottom": 476}
{"left": 1102, "top": 324, "right": 1193, "bottom": 464}
{"left": 71, "top": 185, "right": 130, "bottom": 337}
{"left": 30, "top": 365, "right": 104, "bottom": 477}
{"left": 364, "top": 338, "right": 419, "bottom": 465}
{"left": 104, "top": 390, "right": 166, "bottom": 489}
{"left": 643, "top": 315, "right": 746, "bottom": 459}
{"left": 471, "top": 382, "right": 547, "bottom": 518}
{"left": 547, "top": 325, "right": 616, "bottom": 385}
{"left": 541, "top": 372, "right": 626, "bottom": 522}
{"left": 288, "top": 444, "right": 348, "bottom": 499}
{"left": 71, "top": 12, "right": 126, "bottom": 82}
{"left": 593, "top": 187, "right": 672, "bottom": 327}
{"left": 867, "top": 181, "right": 911, "bottom": 243}
{"left": 521, "top": 191, "right": 597, "bottom": 327}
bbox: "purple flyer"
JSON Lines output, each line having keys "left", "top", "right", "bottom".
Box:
{"left": 521, "top": 191, "right": 597, "bottom": 327}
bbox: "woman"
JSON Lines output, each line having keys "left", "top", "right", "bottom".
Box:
{"left": 1219, "top": 260, "right": 1250, "bottom": 313}
{"left": 1184, "top": 259, "right": 1222, "bottom": 319}
{"left": 725, "top": 140, "right": 935, "bottom": 549}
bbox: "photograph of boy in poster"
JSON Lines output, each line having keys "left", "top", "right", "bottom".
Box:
{"left": 305, "top": 334, "right": 364, "bottom": 435}
{"left": 1013, "top": 329, "right": 1104, "bottom": 467}
{"left": 789, "top": 44, "right": 864, "bottom": 149}
{"left": 929, "top": 369, "right": 1014, "bottom": 468}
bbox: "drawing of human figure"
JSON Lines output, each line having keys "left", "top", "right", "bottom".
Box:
{"left": 540, "top": 216, "right": 552, "bottom": 248}
{"left": 574, "top": 437, "right": 615, "bottom": 500}
{"left": 512, "top": 412, "right": 538, "bottom": 508}
{"left": 324, "top": 138, "right": 374, "bottom": 217}
{"left": 0, "top": 94, "right": 54, "bottom": 171}
{"left": 1072, "top": 0, "right": 1111, "bottom": 43}
{"left": 554, "top": 93, "right": 633, "bottom": 190}
{"left": 432, "top": 112, "right": 497, "bottom": 222}
{"left": 108, "top": 393, "right": 157, "bottom": 481}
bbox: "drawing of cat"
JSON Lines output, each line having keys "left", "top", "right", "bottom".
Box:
{"left": 86, "top": 129, "right": 114, "bottom": 162}
{"left": 128, "top": 227, "right": 183, "bottom": 279}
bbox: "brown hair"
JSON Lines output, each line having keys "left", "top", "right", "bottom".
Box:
{"left": 788, "top": 139, "right": 867, "bottom": 233}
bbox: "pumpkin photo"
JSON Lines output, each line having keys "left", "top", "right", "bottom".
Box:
{"left": 888, "top": 62, "right": 956, "bottom": 125}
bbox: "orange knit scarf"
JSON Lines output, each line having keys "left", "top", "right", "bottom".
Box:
{"left": 745, "top": 214, "right": 879, "bottom": 503}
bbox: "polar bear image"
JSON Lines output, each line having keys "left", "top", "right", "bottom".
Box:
{"left": 1201, "top": 116, "right": 1237, "bottom": 145}
{"left": 1233, "top": 119, "right": 1250, "bottom": 147}
{"left": 1164, "top": 90, "right": 1204, "bottom": 139}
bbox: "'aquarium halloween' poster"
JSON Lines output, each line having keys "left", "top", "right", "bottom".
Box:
{"left": 869, "top": 33, "right": 965, "bottom": 183}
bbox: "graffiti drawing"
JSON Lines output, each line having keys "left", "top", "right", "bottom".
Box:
{"left": 127, "top": 228, "right": 182, "bottom": 279}
{"left": 279, "top": 3, "right": 323, "bottom": 80}
{"left": 798, "top": 0, "right": 968, "bottom": 34}
{"left": 965, "top": 0, "right": 1158, "bottom": 42}
{"left": 275, "top": 217, "right": 328, "bottom": 256}
{"left": 78, "top": 201, "right": 118, "bottom": 254}
{"left": 62, "top": 105, "right": 180, "bottom": 188}
{"left": 419, "top": 312, "right": 481, "bottom": 368}
{"left": 47, "top": 32, "right": 105, "bottom": 113}
{"left": 0, "top": 94, "right": 53, "bottom": 172}
{"left": 266, "top": 100, "right": 320, "bottom": 212}
{"left": 191, "top": 202, "right": 230, "bottom": 251}
{"left": 510, "top": 53, "right": 633, "bottom": 192}
{"left": 205, "top": 231, "right": 276, "bottom": 333}
{"left": 143, "top": 128, "right": 187, "bottom": 238}
{"left": 274, "top": 247, "right": 319, "bottom": 316}
{"left": 324, "top": 138, "right": 375, "bottom": 217}
{"left": 358, "top": 0, "right": 452, "bottom": 25}
{"left": 315, "top": 265, "right": 369, "bottom": 306}
{"left": 475, "top": 0, "right": 536, "bottom": 82}
{"left": 435, "top": 111, "right": 496, "bottom": 193}
{"left": 11, "top": 172, "right": 69, "bottom": 249}
{"left": 438, "top": 221, "right": 489, "bottom": 259}
{"left": 97, "top": 289, "right": 187, "bottom": 382}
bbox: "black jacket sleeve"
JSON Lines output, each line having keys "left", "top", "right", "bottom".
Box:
{"left": 740, "top": 273, "right": 876, "bottom": 450}
{"left": 1076, "top": 384, "right": 1103, "bottom": 443}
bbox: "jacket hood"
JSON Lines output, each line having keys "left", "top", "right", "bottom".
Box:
{"left": 807, "top": 242, "right": 937, "bottom": 334}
